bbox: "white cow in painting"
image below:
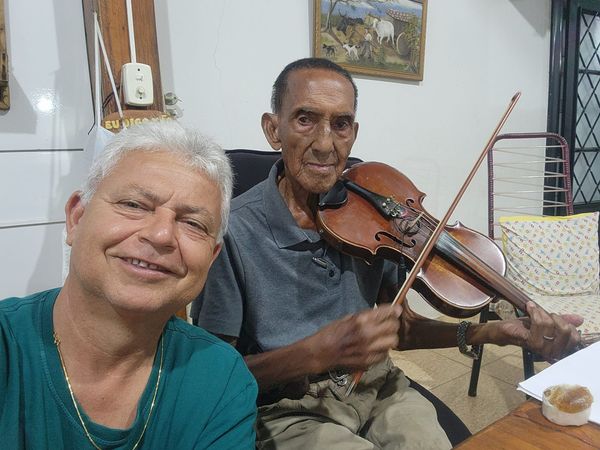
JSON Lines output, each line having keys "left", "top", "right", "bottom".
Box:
{"left": 372, "top": 18, "right": 394, "bottom": 45}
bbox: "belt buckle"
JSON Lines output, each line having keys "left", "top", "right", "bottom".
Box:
{"left": 328, "top": 369, "right": 349, "bottom": 387}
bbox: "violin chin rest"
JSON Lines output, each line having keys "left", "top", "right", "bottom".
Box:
{"left": 318, "top": 180, "right": 348, "bottom": 208}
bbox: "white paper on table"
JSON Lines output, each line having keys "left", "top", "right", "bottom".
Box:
{"left": 517, "top": 341, "right": 600, "bottom": 425}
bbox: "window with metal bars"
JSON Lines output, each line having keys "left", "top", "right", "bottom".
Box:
{"left": 549, "top": 0, "right": 600, "bottom": 214}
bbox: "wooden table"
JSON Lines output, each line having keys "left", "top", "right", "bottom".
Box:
{"left": 456, "top": 400, "right": 600, "bottom": 449}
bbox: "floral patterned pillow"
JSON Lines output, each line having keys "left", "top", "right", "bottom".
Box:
{"left": 500, "top": 212, "right": 599, "bottom": 296}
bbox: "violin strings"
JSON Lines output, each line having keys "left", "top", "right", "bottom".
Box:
{"left": 393, "top": 203, "right": 453, "bottom": 245}
{"left": 397, "top": 203, "right": 440, "bottom": 234}
{"left": 395, "top": 203, "right": 493, "bottom": 271}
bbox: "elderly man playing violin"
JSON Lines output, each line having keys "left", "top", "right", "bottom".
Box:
{"left": 0, "top": 122, "right": 257, "bottom": 449}
{"left": 192, "top": 58, "right": 583, "bottom": 449}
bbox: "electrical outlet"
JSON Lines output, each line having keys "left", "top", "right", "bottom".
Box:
{"left": 121, "top": 63, "right": 154, "bottom": 106}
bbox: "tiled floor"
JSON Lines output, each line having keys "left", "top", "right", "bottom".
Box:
{"left": 390, "top": 336, "right": 550, "bottom": 434}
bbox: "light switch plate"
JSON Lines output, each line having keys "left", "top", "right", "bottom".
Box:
{"left": 121, "top": 63, "right": 154, "bottom": 106}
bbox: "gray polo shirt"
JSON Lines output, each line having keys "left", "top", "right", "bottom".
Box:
{"left": 192, "top": 160, "right": 399, "bottom": 355}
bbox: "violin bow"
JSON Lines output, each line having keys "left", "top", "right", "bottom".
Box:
{"left": 345, "top": 92, "right": 522, "bottom": 397}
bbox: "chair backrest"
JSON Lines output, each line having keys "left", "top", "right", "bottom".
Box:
{"left": 487, "top": 133, "right": 574, "bottom": 240}
{"left": 226, "top": 149, "right": 363, "bottom": 197}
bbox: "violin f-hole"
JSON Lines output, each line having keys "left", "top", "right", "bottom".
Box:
{"left": 375, "top": 230, "right": 416, "bottom": 249}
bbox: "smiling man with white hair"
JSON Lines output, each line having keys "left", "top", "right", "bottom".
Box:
{"left": 0, "top": 121, "right": 257, "bottom": 449}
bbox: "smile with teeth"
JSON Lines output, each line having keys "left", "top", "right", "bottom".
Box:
{"left": 125, "top": 258, "right": 165, "bottom": 272}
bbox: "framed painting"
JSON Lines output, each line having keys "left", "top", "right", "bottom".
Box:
{"left": 314, "top": 0, "right": 427, "bottom": 81}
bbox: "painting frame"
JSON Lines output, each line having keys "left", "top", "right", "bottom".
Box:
{"left": 313, "top": 0, "right": 427, "bottom": 81}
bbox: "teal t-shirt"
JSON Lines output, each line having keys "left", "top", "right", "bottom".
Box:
{"left": 0, "top": 289, "right": 257, "bottom": 449}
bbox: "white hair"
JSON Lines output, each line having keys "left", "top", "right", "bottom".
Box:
{"left": 81, "top": 121, "right": 233, "bottom": 242}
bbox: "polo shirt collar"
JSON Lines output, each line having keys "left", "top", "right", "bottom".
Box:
{"left": 263, "top": 160, "right": 321, "bottom": 248}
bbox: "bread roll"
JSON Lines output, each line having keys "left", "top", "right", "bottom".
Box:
{"left": 542, "top": 384, "right": 593, "bottom": 426}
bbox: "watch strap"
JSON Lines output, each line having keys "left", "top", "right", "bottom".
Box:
{"left": 457, "top": 321, "right": 480, "bottom": 359}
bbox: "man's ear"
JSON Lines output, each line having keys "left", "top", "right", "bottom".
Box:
{"left": 210, "top": 243, "right": 222, "bottom": 265}
{"left": 353, "top": 121, "right": 359, "bottom": 140}
{"left": 261, "top": 112, "right": 282, "bottom": 150}
{"left": 64, "top": 192, "right": 86, "bottom": 246}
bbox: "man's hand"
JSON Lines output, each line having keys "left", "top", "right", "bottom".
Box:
{"left": 494, "top": 302, "right": 583, "bottom": 361}
{"left": 310, "top": 303, "right": 403, "bottom": 372}
{"left": 243, "top": 304, "right": 402, "bottom": 390}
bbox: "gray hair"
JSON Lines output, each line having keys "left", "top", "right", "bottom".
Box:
{"left": 81, "top": 121, "right": 233, "bottom": 242}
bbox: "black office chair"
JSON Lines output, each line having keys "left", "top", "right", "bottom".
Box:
{"left": 226, "top": 149, "right": 471, "bottom": 447}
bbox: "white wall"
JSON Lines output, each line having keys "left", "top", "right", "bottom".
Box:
{"left": 156, "top": 0, "right": 551, "bottom": 231}
{"left": 155, "top": 0, "right": 551, "bottom": 316}
{"left": 0, "top": 0, "right": 551, "bottom": 310}
{"left": 0, "top": 0, "right": 93, "bottom": 298}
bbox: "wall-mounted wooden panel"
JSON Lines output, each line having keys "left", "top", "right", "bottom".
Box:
{"left": 1, "top": 0, "right": 10, "bottom": 110}
{"left": 82, "top": 0, "right": 163, "bottom": 115}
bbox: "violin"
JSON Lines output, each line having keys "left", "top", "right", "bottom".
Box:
{"left": 314, "top": 92, "right": 540, "bottom": 320}
{"left": 316, "top": 93, "right": 524, "bottom": 321}
{"left": 316, "top": 161, "right": 527, "bottom": 318}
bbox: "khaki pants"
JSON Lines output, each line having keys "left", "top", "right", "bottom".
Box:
{"left": 256, "top": 358, "right": 452, "bottom": 449}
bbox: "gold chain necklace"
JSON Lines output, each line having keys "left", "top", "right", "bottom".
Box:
{"left": 53, "top": 332, "right": 164, "bottom": 450}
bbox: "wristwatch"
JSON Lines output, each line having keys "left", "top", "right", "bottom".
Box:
{"left": 457, "top": 321, "right": 480, "bottom": 359}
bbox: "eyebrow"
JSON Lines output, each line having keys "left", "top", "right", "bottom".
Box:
{"left": 295, "top": 108, "right": 355, "bottom": 121}
{"left": 125, "top": 184, "right": 217, "bottom": 225}
{"left": 128, "top": 184, "right": 161, "bottom": 204}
